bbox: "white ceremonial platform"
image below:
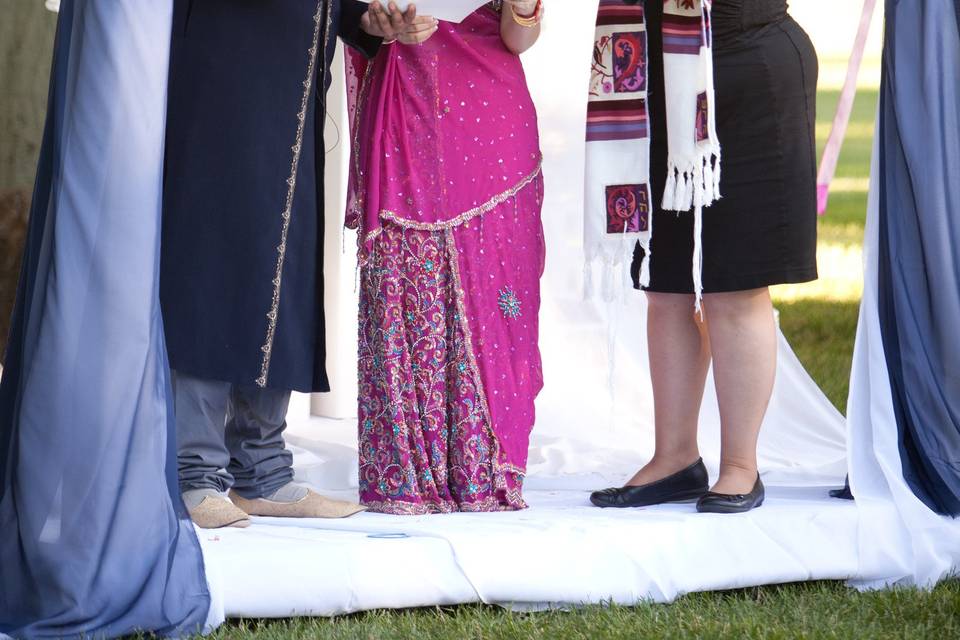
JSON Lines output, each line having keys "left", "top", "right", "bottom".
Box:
{"left": 197, "top": 394, "right": 903, "bottom": 620}
{"left": 200, "top": 347, "right": 955, "bottom": 620}
{"left": 198, "top": 339, "right": 909, "bottom": 621}
{"left": 201, "top": 485, "right": 873, "bottom": 619}
{"left": 197, "top": 4, "right": 958, "bottom": 621}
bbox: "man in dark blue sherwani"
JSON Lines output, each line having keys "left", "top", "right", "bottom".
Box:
{"left": 160, "top": 1, "right": 414, "bottom": 528}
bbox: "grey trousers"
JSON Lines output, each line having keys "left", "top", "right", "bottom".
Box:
{"left": 172, "top": 370, "right": 293, "bottom": 499}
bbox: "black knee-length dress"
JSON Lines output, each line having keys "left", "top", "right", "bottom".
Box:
{"left": 632, "top": 0, "right": 819, "bottom": 293}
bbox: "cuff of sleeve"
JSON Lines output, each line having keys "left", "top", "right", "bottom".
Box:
{"left": 345, "top": 29, "right": 383, "bottom": 59}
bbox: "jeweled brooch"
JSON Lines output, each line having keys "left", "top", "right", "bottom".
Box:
{"left": 498, "top": 287, "right": 522, "bottom": 319}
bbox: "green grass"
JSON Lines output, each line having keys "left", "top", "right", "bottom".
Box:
{"left": 816, "top": 88, "right": 878, "bottom": 180}
{"left": 817, "top": 191, "right": 872, "bottom": 247}
{"left": 779, "top": 299, "right": 860, "bottom": 411}
{"left": 775, "top": 88, "right": 877, "bottom": 411}
{"left": 211, "top": 581, "right": 960, "bottom": 639}
{"left": 814, "top": 89, "right": 875, "bottom": 248}
{"left": 206, "top": 87, "right": 960, "bottom": 640}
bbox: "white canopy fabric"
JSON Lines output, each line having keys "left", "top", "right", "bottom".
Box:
{"left": 844, "top": 132, "right": 960, "bottom": 591}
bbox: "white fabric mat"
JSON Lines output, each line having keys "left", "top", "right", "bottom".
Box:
{"left": 201, "top": 392, "right": 855, "bottom": 619}
{"left": 200, "top": 481, "right": 878, "bottom": 618}
{"left": 199, "top": 4, "right": 955, "bottom": 619}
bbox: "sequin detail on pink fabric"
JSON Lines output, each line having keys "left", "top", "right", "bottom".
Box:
{"left": 345, "top": 7, "right": 542, "bottom": 265}
{"left": 351, "top": 6, "right": 545, "bottom": 515}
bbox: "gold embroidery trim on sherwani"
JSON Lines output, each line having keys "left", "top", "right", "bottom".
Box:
{"left": 256, "top": 0, "right": 334, "bottom": 388}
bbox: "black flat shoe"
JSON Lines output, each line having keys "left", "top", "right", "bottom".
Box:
{"left": 829, "top": 474, "right": 854, "bottom": 500}
{"left": 696, "top": 475, "right": 765, "bottom": 514}
{"left": 590, "top": 458, "right": 709, "bottom": 508}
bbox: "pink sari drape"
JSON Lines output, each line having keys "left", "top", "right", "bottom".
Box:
{"left": 347, "top": 6, "right": 545, "bottom": 514}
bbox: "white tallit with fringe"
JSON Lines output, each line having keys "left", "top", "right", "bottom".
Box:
{"left": 584, "top": 0, "right": 720, "bottom": 309}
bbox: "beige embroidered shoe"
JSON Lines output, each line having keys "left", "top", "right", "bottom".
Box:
{"left": 187, "top": 496, "right": 251, "bottom": 529}
{"left": 229, "top": 488, "right": 367, "bottom": 519}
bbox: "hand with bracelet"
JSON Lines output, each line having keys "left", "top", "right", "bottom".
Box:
{"left": 501, "top": 0, "right": 543, "bottom": 54}
{"left": 386, "top": 1, "right": 541, "bottom": 49}
{"left": 505, "top": 0, "right": 541, "bottom": 21}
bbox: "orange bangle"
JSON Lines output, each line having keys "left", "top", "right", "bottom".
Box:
{"left": 511, "top": 0, "right": 542, "bottom": 27}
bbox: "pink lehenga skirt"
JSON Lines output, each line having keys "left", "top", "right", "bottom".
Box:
{"left": 347, "top": 5, "right": 544, "bottom": 514}
{"left": 357, "top": 173, "right": 545, "bottom": 515}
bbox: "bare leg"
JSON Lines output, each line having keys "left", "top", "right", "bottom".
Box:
{"left": 626, "top": 292, "right": 712, "bottom": 486}
{"left": 702, "top": 288, "right": 777, "bottom": 494}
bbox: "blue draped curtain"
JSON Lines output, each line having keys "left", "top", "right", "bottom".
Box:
{"left": 877, "top": 0, "right": 960, "bottom": 516}
{"left": 0, "top": 2, "right": 210, "bottom": 636}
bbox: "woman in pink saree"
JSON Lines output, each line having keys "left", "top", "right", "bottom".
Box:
{"left": 346, "top": 0, "right": 545, "bottom": 514}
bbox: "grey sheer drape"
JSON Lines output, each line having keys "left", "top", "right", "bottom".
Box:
{"left": 0, "top": 2, "right": 210, "bottom": 636}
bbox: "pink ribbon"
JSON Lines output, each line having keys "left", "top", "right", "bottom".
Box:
{"left": 816, "top": 0, "right": 878, "bottom": 215}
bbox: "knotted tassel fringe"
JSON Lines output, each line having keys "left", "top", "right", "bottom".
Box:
{"left": 663, "top": 170, "right": 678, "bottom": 211}
{"left": 692, "top": 203, "right": 704, "bottom": 316}
{"left": 638, "top": 240, "right": 651, "bottom": 289}
{"left": 663, "top": 151, "right": 722, "bottom": 213}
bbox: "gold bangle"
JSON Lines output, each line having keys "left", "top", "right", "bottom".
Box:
{"left": 511, "top": 1, "right": 542, "bottom": 27}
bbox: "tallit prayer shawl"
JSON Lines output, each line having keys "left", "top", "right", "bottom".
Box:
{"left": 585, "top": 0, "right": 720, "bottom": 309}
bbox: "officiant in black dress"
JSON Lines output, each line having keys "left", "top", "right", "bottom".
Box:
{"left": 593, "top": 0, "right": 818, "bottom": 514}
{"left": 160, "top": 0, "right": 414, "bottom": 529}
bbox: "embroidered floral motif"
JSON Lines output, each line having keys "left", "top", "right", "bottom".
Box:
{"left": 605, "top": 184, "right": 650, "bottom": 234}
{"left": 358, "top": 223, "right": 526, "bottom": 515}
{"left": 612, "top": 32, "right": 647, "bottom": 93}
{"left": 498, "top": 287, "right": 522, "bottom": 319}
{"left": 695, "top": 91, "right": 710, "bottom": 142}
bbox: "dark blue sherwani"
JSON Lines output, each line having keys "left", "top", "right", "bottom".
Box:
{"left": 161, "top": 0, "right": 379, "bottom": 393}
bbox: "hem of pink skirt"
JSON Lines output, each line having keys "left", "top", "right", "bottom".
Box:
{"left": 362, "top": 495, "right": 529, "bottom": 516}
